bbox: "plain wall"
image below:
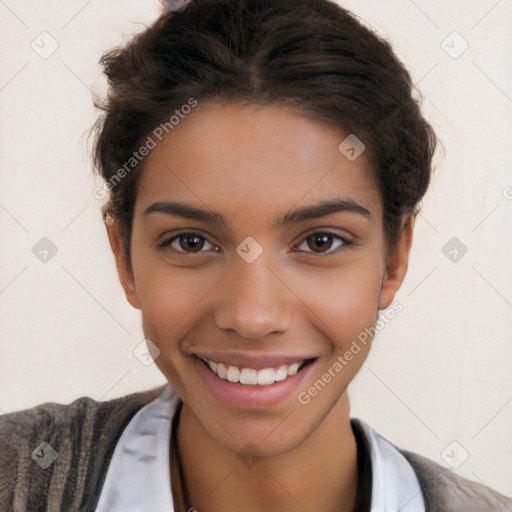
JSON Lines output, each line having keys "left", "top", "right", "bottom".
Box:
{"left": 1, "top": 0, "right": 511, "bottom": 497}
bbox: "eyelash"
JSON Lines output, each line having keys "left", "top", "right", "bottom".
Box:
{"left": 157, "top": 230, "right": 354, "bottom": 256}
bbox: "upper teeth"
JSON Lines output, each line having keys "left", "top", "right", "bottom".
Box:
{"left": 202, "top": 358, "right": 305, "bottom": 386}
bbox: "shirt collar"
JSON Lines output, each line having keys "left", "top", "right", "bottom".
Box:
{"left": 96, "top": 384, "right": 425, "bottom": 512}
{"left": 352, "top": 418, "right": 425, "bottom": 511}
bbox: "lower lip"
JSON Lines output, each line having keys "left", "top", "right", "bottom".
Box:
{"left": 195, "top": 357, "right": 317, "bottom": 409}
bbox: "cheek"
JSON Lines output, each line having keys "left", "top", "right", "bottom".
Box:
{"left": 134, "top": 268, "right": 200, "bottom": 394}
{"left": 296, "top": 260, "right": 383, "bottom": 345}
{"left": 292, "top": 264, "right": 383, "bottom": 410}
{"left": 329, "top": 276, "right": 381, "bottom": 347}
{"left": 131, "top": 245, "right": 214, "bottom": 331}
{"left": 131, "top": 256, "right": 198, "bottom": 349}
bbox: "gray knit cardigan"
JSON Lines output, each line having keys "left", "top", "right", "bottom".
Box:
{"left": 1, "top": 384, "right": 511, "bottom": 511}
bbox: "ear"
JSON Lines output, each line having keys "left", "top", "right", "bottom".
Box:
{"left": 379, "top": 216, "right": 414, "bottom": 310}
{"left": 105, "top": 218, "right": 141, "bottom": 310}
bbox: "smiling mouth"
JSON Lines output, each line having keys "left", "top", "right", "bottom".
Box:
{"left": 196, "top": 356, "right": 316, "bottom": 386}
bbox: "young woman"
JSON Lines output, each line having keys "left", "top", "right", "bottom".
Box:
{"left": 1, "top": 0, "right": 511, "bottom": 511}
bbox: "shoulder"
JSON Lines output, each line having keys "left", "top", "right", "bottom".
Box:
{"left": 0, "top": 384, "right": 167, "bottom": 510}
{"left": 0, "top": 384, "right": 166, "bottom": 442}
{"left": 399, "top": 448, "right": 512, "bottom": 512}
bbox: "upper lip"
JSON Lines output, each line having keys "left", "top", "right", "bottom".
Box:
{"left": 193, "top": 351, "right": 317, "bottom": 370}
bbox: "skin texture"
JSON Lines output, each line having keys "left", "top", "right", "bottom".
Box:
{"left": 106, "top": 102, "right": 414, "bottom": 512}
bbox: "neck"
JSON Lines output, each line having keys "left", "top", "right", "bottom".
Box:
{"left": 175, "top": 393, "right": 359, "bottom": 512}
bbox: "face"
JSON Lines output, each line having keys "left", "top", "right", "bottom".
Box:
{"left": 107, "top": 102, "right": 412, "bottom": 456}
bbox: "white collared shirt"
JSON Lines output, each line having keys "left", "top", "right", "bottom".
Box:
{"left": 95, "top": 384, "right": 425, "bottom": 512}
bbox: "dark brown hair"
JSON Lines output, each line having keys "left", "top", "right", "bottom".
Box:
{"left": 90, "top": 0, "right": 437, "bottom": 263}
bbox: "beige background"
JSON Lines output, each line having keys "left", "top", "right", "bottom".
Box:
{"left": 1, "top": 0, "right": 511, "bottom": 497}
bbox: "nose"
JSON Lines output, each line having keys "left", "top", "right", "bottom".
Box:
{"left": 213, "top": 255, "right": 293, "bottom": 340}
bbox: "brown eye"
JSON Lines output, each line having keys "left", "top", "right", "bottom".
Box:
{"left": 158, "top": 232, "right": 216, "bottom": 253}
{"left": 307, "top": 233, "right": 334, "bottom": 253}
{"left": 178, "top": 234, "right": 205, "bottom": 252}
{"left": 295, "top": 231, "right": 352, "bottom": 255}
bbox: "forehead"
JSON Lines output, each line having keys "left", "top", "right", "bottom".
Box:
{"left": 135, "top": 102, "right": 382, "bottom": 221}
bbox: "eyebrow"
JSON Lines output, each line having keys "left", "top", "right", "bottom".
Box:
{"left": 143, "top": 198, "right": 371, "bottom": 230}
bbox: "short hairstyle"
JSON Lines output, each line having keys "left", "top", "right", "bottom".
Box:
{"left": 90, "top": 0, "right": 437, "bottom": 263}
